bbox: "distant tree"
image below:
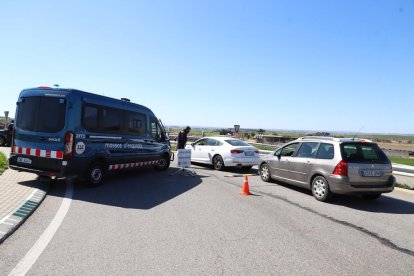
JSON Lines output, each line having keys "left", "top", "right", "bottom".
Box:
{"left": 258, "top": 129, "right": 266, "bottom": 133}
{"left": 219, "top": 129, "right": 228, "bottom": 135}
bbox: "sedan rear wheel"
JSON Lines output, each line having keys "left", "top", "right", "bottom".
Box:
{"left": 311, "top": 176, "right": 331, "bottom": 202}
{"left": 212, "top": 155, "right": 224, "bottom": 171}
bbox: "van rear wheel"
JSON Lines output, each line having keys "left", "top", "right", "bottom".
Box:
{"left": 85, "top": 162, "right": 105, "bottom": 187}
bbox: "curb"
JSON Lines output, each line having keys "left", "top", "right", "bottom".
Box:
{"left": 0, "top": 183, "right": 48, "bottom": 244}
{"left": 394, "top": 187, "right": 414, "bottom": 195}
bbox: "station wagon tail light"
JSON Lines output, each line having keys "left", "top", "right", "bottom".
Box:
{"left": 64, "top": 131, "right": 74, "bottom": 159}
{"left": 231, "top": 149, "right": 244, "bottom": 154}
{"left": 333, "top": 160, "right": 348, "bottom": 176}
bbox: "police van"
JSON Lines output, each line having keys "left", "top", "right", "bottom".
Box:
{"left": 9, "top": 86, "right": 172, "bottom": 186}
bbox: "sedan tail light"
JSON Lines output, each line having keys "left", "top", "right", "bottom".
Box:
{"left": 231, "top": 149, "right": 244, "bottom": 154}
{"left": 333, "top": 160, "right": 348, "bottom": 176}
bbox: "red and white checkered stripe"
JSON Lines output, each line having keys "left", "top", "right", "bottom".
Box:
{"left": 12, "top": 146, "right": 64, "bottom": 159}
{"left": 108, "top": 161, "right": 157, "bottom": 171}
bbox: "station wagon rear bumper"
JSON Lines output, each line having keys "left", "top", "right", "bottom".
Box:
{"left": 328, "top": 174, "right": 396, "bottom": 194}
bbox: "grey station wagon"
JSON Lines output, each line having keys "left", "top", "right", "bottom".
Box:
{"left": 259, "top": 137, "right": 395, "bottom": 201}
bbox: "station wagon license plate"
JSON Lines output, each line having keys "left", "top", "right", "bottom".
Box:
{"left": 245, "top": 151, "right": 254, "bottom": 156}
{"left": 361, "top": 170, "right": 383, "bottom": 177}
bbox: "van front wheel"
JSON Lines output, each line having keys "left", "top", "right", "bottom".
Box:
{"left": 154, "top": 155, "right": 170, "bottom": 171}
{"left": 86, "top": 162, "right": 105, "bottom": 187}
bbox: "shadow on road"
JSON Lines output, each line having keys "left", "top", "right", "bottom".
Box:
{"left": 330, "top": 194, "right": 414, "bottom": 214}
{"left": 263, "top": 179, "right": 414, "bottom": 215}
{"left": 70, "top": 167, "right": 204, "bottom": 210}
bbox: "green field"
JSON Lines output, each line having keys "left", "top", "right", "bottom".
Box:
{"left": 0, "top": 152, "right": 8, "bottom": 175}
{"left": 389, "top": 157, "right": 414, "bottom": 166}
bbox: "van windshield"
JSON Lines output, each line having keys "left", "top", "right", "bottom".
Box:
{"left": 17, "top": 96, "right": 66, "bottom": 133}
{"left": 340, "top": 143, "right": 389, "bottom": 164}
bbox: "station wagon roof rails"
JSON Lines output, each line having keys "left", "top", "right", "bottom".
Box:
{"left": 297, "top": 136, "right": 340, "bottom": 141}
{"left": 339, "top": 138, "right": 373, "bottom": 143}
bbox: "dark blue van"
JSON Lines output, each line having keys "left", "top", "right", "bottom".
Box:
{"left": 9, "top": 87, "right": 172, "bottom": 186}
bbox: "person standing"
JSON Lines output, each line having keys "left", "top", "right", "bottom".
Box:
{"left": 177, "top": 126, "right": 191, "bottom": 149}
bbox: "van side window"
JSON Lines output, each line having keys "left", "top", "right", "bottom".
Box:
{"left": 127, "top": 111, "right": 146, "bottom": 135}
{"left": 316, "top": 143, "right": 334, "bottom": 159}
{"left": 83, "top": 106, "right": 98, "bottom": 130}
{"left": 102, "top": 108, "right": 121, "bottom": 132}
{"left": 150, "top": 118, "right": 165, "bottom": 141}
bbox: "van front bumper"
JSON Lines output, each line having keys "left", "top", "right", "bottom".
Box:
{"left": 328, "top": 174, "right": 396, "bottom": 195}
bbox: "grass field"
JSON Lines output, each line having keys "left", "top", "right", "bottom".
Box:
{"left": 0, "top": 152, "right": 8, "bottom": 176}
{"left": 389, "top": 157, "right": 414, "bottom": 166}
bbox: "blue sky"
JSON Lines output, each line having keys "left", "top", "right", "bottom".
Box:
{"left": 0, "top": 0, "right": 413, "bottom": 134}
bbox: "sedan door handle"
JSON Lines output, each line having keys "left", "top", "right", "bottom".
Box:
{"left": 306, "top": 161, "right": 312, "bottom": 165}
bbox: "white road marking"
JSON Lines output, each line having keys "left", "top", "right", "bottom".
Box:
{"left": 8, "top": 180, "right": 73, "bottom": 276}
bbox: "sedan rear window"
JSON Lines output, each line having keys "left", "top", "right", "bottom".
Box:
{"left": 341, "top": 143, "right": 389, "bottom": 164}
{"left": 225, "top": 140, "right": 250, "bottom": 146}
{"left": 17, "top": 96, "right": 66, "bottom": 133}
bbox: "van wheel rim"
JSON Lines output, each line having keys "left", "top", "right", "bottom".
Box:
{"left": 314, "top": 179, "right": 326, "bottom": 198}
{"left": 261, "top": 166, "right": 269, "bottom": 180}
{"left": 158, "top": 159, "right": 167, "bottom": 168}
{"left": 91, "top": 168, "right": 102, "bottom": 183}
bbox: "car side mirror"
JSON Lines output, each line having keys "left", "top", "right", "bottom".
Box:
{"left": 275, "top": 152, "right": 281, "bottom": 158}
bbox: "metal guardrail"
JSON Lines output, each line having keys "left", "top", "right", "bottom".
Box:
{"left": 170, "top": 136, "right": 414, "bottom": 177}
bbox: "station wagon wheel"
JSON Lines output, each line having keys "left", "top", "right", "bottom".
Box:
{"left": 0, "top": 136, "right": 5, "bottom": 146}
{"left": 154, "top": 154, "right": 170, "bottom": 171}
{"left": 311, "top": 176, "right": 331, "bottom": 202}
{"left": 212, "top": 155, "right": 224, "bottom": 171}
{"left": 86, "top": 162, "right": 105, "bottom": 187}
{"left": 260, "top": 163, "right": 271, "bottom": 182}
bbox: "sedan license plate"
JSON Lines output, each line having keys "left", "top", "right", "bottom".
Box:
{"left": 245, "top": 151, "right": 254, "bottom": 156}
{"left": 361, "top": 170, "right": 383, "bottom": 177}
{"left": 17, "top": 157, "right": 32, "bottom": 165}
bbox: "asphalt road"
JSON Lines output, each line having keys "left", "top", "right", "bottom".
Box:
{"left": 1, "top": 161, "right": 413, "bottom": 275}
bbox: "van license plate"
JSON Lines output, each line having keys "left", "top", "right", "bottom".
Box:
{"left": 17, "top": 157, "right": 32, "bottom": 165}
{"left": 361, "top": 170, "right": 383, "bottom": 177}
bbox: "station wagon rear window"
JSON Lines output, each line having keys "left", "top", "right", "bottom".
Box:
{"left": 341, "top": 143, "right": 389, "bottom": 164}
{"left": 16, "top": 96, "right": 66, "bottom": 133}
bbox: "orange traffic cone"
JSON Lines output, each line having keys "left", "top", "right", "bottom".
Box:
{"left": 240, "top": 175, "right": 252, "bottom": 196}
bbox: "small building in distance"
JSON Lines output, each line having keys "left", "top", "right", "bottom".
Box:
{"left": 254, "top": 134, "right": 297, "bottom": 144}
